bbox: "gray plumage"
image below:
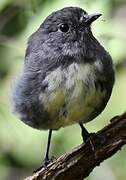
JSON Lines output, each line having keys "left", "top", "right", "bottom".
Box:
{"left": 12, "top": 7, "right": 115, "bottom": 130}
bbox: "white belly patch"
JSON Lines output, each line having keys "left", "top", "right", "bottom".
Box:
{"left": 39, "top": 61, "right": 106, "bottom": 129}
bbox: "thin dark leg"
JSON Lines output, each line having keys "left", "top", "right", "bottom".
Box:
{"left": 44, "top": 129, "right": 53, "bottom": 166}
{"left": 34, "top": 129, "right": 53, "bottom": 172}
{"left": 79, "top": 123, "right": 95, "bottom": 151}
{"left": 79, "top": 123, "right": 90, "bottom": 142}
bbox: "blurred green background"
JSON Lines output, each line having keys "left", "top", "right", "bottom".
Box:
{"left": 0, "top": 0, "right": 126, "bottom": 179}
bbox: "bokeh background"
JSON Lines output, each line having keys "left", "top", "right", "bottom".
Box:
{"left": 0, "top": 0, "right": 126, "bottom": 179}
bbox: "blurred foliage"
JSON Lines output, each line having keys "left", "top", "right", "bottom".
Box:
{"left": 0, "top": 0, "right": 126, "bottom": 180}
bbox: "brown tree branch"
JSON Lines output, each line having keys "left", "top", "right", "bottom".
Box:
{"left": 25, "top": 112, "right": 126, "bottom": 180}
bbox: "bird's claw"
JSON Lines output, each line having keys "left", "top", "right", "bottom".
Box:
{"left": 33, "top": 156, "right": 55, "bottom": 173}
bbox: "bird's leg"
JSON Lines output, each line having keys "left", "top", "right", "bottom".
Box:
{"left": 43, "top": 129, "right": 53, "bottom": 166}
{"left": 34, "top": 129, "right": 53, "bottom": 172}
{"left": 79, "top": 123, "right": 95, "bottom": 151}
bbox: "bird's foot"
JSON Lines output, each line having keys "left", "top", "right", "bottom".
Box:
{"left": 33, "top": 157, "right": 55, "bottom": 173}
{"left": 84, "top": 133, "right": 107, "bottom": 155}
{"left": 83, "top": 132, "right": 95, "bottom": 152}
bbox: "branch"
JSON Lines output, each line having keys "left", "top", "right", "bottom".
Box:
{"left": 25, "top": 112, "right": 126, "bottom": 180}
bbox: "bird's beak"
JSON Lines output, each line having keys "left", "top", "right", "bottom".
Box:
{"left": 85, "top": 13, "right": 102, "bottom": 25}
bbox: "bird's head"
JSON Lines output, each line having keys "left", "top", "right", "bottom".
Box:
{"left": 26, "top": 7, "right": 102, "bottom": 68}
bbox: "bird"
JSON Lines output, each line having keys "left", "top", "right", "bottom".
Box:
{"left": 12, "top": 6, "right": 115, "bottom": 169}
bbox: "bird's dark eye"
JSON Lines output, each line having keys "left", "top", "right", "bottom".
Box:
{"left": 59, "top": 23, "right": 69, "bottom": 32}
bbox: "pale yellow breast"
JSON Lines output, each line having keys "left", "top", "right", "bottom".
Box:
{"left": 39, "top": 61, "right": 105, "bottom": 129}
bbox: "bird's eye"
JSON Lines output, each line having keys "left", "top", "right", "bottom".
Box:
{"left": 59, "top": 23, "right": 69, "bottom": 32}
